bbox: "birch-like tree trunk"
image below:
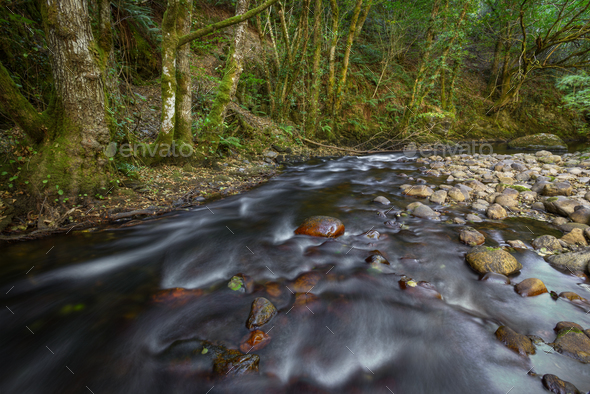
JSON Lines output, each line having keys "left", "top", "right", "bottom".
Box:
{"left": 175, "top": 0, "right": 194, "bottom": 145}
{"left": 199, "top": 0, "right": 250, "bottom": 157}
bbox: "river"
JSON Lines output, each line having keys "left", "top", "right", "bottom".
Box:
{"left": 1, "top": 152, "right": 589, "bottom": 393}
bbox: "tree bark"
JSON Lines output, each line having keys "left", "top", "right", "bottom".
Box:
{"left": 199, "top": 0, "right": 250, "bottom": 157}
{"left": 307, "top": 0, "right": 324, "bottom": 137}
{"left": 175, "top": 0, "right": 194, "bottom": 145}
{"left": 37, "top": 0, "right": 111, "bottom": 194}
{"left": 326, "top": 0, "right": 339, "bottom": 108}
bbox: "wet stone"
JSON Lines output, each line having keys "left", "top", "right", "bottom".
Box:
{"left": 486, "top": 204, "right": 507, "bottom": 220}
{"left": 239, "top": 330, "right": 271, "bottom": 353}
{"left": 466, "top": 246, "right": 522, "bottom": 275}
{"left": 294, "top": 216, "right": 345, "bottom": 238}
{"left": 373, "top": 196, "right": 390, "bottom": 205}
{"left": 495, "top": 325, "right": 536, "bottom": 356}
{"left": 213, "top": 349, "right": 260, "bottom": 376}
{"left": 542, "top": 374, "right": 583, "bottom": 394}
{"left": 480, "top": 272, "right": 510, "bottom": 284}
{"left": 532, "top": 235, "right": 562, "bottom": 251}
{"left": 514, "top": 278, "right": 548, "bottom": 297}
{"left": 459, "top": 228, "right": 485, "bottom": 246}
{"left": 246, "top": 297, "right": 277, "bottom": 330}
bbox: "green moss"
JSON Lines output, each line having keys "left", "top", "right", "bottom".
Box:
{"left": 547, "top": 197, "right": 559, "bottom": 202}
{"left": 509, "top": 185, "right": 531, "bottom": 192}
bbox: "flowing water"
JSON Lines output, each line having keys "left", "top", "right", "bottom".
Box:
{"left": 1, "top": 153, "right": 590, "bottom": 394}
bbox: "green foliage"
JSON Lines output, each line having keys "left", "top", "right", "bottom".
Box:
{"left": 556, "top": 72, "right": 590, "bottom": 113}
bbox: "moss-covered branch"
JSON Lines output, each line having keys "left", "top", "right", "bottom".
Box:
{"left": 0, "top": 61, "right": 46, "bottom": 143}
{"left": 176, "top": 0, "right": 280, "bottom": 48}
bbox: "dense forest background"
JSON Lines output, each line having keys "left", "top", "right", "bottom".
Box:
{"left": 1, "top": 0, "right": 590, "bottom": 233}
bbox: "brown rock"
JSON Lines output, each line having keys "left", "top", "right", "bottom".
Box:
{"left": 495, "top": 325, "right": 536, "bottom": 355}
{"left": 213, "top": 348, "right": 259, "bottom": 376}
{"left": 294, "top": 216, "right": 345, "bottom": 238}
{"left": 487, "top": 203, "right": 507, "bottom": 220}
{"left": 514, "top": 278, "right": 548, "bottom": 297}
{"left": 532, "top": 235, "right": 562, "bottom": 251}
{"left": 543, "top": 182, "right": 573, "bottom": 197}
{"left": 507, "top": 240, "right": 528, "bottom": 249}
{"left": 552, "top": 327, "right": 590, "bottom": 363}
{"left": 466, "top": 246, "right": 522, "bottom": 275}
{"left": 291, "top": 271, "right": 323, "bottom": 293}
{"left": 365, "top": 251, "right": 390, "bottom": 265}
{"left": 559, "top": 292, "right": 588, "bottom": 303}
{"left": 239, "top": 330, "right": 271, "bottom": 353}
{"left": 403, "top": 185, "right": 434, "bottom": 198}
{"left": 246, "top": 297, "right": 277, "bottom": 330}
{"left": 459, "top": 228, "right": 485, "bottom": 246}
{"left": 151, "top": 287, "right": 203, "bottom": 306}
{"left": 561, "top": 228, "right": 588, "bottom": 246}
{"left": 542, "top": 374, "right": 582, "bottom": 394}
{"left": 294, "top": 292, "right": 320, "bottom": 308}
{"left": 555, "top": 321, "right": 584, "bottom": 333}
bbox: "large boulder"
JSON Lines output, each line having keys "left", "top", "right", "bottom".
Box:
{"left": 466, "top": 246, "right": 522, "bottom": 275}
{"left": 544, "top": 197, "right": 583, "bottom": 217}
{"left": 542, "top": 374, "right": 583, "bottom": 394}
{"left": 487, "top": 203, "right": 507, "bottom": 220}
{"left": 412, "top": 204, "right": 439, "bottom": 219}
{"left": 532, "top": 235, "right": 563, "bottom": 252}
{"left": 570, "top": 207, "right": 590, "bottom": 224}
{"left": 514, "top": 278, "right": 548, "bottom": 297}
{"left": 402, "top": 185, "right": 434, "bottom": 198}
{"left": 543, "top": 182, "right": 573, "bottom": 197}
{"left": 561, "top": 228, "right": 588, "bottom": 246}
{"left": 508, "top": 133, "right": 567, "bottom": 151}
{"left": 295, "top": 216, "right": 345, "bottom": 238}
{"left": 545, "top": 248, "right": 590, "bottom": 273}
{"left": 552, "top": 323, "right": 590, "bottom": 363}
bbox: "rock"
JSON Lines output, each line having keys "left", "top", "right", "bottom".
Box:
{"left": 365, "top": 252, "right": 389, "bottom": 265}
{"left": 532, "top": 235, "right": 563, "bottom": 251}
{"left": 559, "top": 292, "right": 588, "bottom": 303}
{"left": 542, "top": 374, "right": 582, "bottom": 394}
{"left": 399, "top": 279, "right": 442, "bottom": 299}
{"left": 263, "top": 150, "right": 278, "bottom": 159}
{"left": 553, "top": 217, "right": 569, "bottom": 226}
{"left": 459, "top": 228, "right": 485, "bottom": 246}
{"left": 570, "top": 207, "right": 590, "bottom": 224}
{"left": 555, "top": 322, "right": 584, "bottom": 332}
{"left": 509, "top": 134, "right": 567, "bottom": 151}
{"left": 520, "top": 191, "right": 537, "bottom": 202}
{"left": 239, "top": 330, "right": 271, "bottom": 353}
{"left": 552, "top": 325, "right": 590, "bottom": 363}
{"left": 246, "top": 297, "right": 277, "bottom": 330}
{"left": 480, "top": 272, "right": 511, "bottom": 284}
{"left": 454, "top": 217, "right": 467, "bottom": 224}
{"left": 291, "top": 271, "right": 323, "bottom": 293}
{"left": 413, "top": 204, "right": 439, "bottom": 219}
{"left": 495, "top": 325, "right": 536, "bottom": 356}
{"left": 466, "top": 246, "right": 522, "bottom": 275}
{"left": 515, "top": 278, "right": 548, "bottom": 297}
{"left": 532, "top": 202, "right": 546, "bottom": 211}
{"left": 536, "top": 150, "right": 553, "bottom": 157}
{"left": 561, "top": 228, "right": 588, "bottom": 246}
{"left": 544, "top": 197, "right": 582, "bottom": 217}
{"left": 466, "top": 214, "right": 483, "bottom": 222}
{"left": 545, "top": 248, "right": 590, "bottom": 272}
{"left": 373, "top": 196, "right": 391, "bottom": 205}
{"left": 487, "top": 204, "right": 507, "bottom": 220}
{"left": 464, "top": 179, "right": 488, "bottom": 192}
{"left": 403, "top": 185, "right": 434, "bottom": 198}
{"left": 559, "top": 223, "right": 590, "bottom": 233}
{"left": 295, "top": 216, "right": 345, "bottom": 238}
{"left": 543, "top": 182, "right": 573, "bottom": 197}
{"left": 213, "top": 348, "right": 259, "bottom": 376}
{"left": 228, "top": 274, "right": 254, "bottom": 293}
{"left": 429, "top": 190, "right": 447, "bottom": 204}
{"left": 448, "top": 187, "right": 466, "bottom": 202}
{"left": 495, "top": 194, "right": 518, "bottom": 208}
{"left": 507, "top": 240, "right": 528, "bottom": 249}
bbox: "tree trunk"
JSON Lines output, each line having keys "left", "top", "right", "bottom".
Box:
{"left": 199, "top": 0, "right": 250, "bottom": 157}
{"left": 37, "top": 0, "right": 111, "bottom": 194}
{"left": 326, "top": 0, "right": 339, "bottom": 109}
{"left": 332, "top": 0, "right": 364, "bottom": 116}
{"left": 175, "top": 0, "right": 194, "bottom": 145}
{"left": 487, "top": 35, "right": 503, "bottom": 96}
{"left": 306, "top": 0, "right": 323, "bottom": 137}
{"left": 156, "top": 0, "right": 179, "bottom": 147}
{"left": 0, "top": 62, "right": 46, "bottom": 143}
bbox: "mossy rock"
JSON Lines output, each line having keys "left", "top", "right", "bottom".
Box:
{"left": 508, "top": 133, "right": 567, "bottom": 151}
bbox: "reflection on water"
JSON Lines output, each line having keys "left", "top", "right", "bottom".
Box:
{"left": 1, "top": 152, "right": 590, "bottom": 394}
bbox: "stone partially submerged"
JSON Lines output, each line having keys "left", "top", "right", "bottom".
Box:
{"left": 294, "top": 216, "right": 345, "bottom": 238}
{"left": 507, "top": 133, "right": 567, "bottom": 151}
{"left": 466, "top": 246, "right": 522, "bottom": 275}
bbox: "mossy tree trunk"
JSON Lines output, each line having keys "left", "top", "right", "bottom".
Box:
{"left": 33, "top": 0, "right": 112, "bottom": 195}
{"left": 332, "top": 0, "right": 364, "bottom": 116}
{"left": 306, "top": 0, "right": 324, "bottom": 137}
{"left": 199, "top": 0, "right": 250, "bottom": 158}
{"left": 175, "top": 0, "right": 194, "bottom": 145}
{"left": 326, "top": 0, "right": 339, "bottom": 110}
